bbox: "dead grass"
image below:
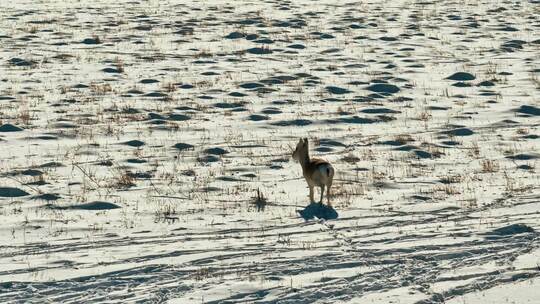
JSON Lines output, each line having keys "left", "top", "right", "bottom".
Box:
{"left": 18, "top": 107, "right": 31, "bottom": 125}
{"left": 115, "top": 58, "right": 125, "bottom": 73}
{"left": 481, "top": 159, "right": 499, "bottom": 173}
{"left": 516, "top": 128, "right": 529, "bottom": 135}
{"left": 250, "top": 188, "right": 268, "bottom": 212}
{"left": 111, "top": 171, "right": 135, "bottom": 189}
{"left": 154, "top": 204, "right": 178, "bottom": 223}
{"left": 163, "top": 82, "right": 177, "bottom": 92}
{"left": 395, "top": 134, "right": 414, "bottom": 145}
{"left": 194, "top": 50, "right": 213, "bottom": 58}
{"left": 435, "top": 184, "right": 460, "bottom": 195}
{"left": 469, "top": 142, "right": 481, "bottom": 158}
{"left": 90, "top": 83, "right": 112, "bottom": 95}
{"left": 440, "top": 174, "right": 464, "bottom": 184}
{"left": 531, "top": 72, "right": 540, "bottom": 89}
{"left": 417, "top": 111, "right": 431, "bottom": 122}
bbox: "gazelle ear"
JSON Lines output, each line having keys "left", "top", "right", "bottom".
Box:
{"left": 303, "top": 138, "right": 308, "bottom": 145}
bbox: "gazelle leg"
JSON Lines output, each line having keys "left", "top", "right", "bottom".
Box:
{"left": 319, "top": 185, "right": 325, "bottom": 204}
{"left": 327, "top": 184, "right": 332, "bottom": 206}
{"left": 309, "top": 186, "right": 314, "bottom": 203}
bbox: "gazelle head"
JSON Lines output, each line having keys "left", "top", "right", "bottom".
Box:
{"left": 292, "top": 138, "right": 308, "bottom": 161}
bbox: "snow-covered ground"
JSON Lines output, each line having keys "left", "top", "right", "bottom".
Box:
{"left": 0, "top": 0, "right": 539, "bottom": 302}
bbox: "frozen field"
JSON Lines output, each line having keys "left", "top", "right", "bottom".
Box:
{"left": 0, "top": 0, "right": 539, "bottom": 303}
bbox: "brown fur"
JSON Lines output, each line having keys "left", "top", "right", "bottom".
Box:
{"left": 292, "top": 138, "right": 335, "bottom": 205}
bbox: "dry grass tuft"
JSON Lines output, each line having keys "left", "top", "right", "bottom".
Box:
{"left": 250, "top": 188, "right": 268, "bottom": 212}
{"left": 113, "top": 171, "right": 135, "bottom": 189}
{"left": 90, "top": 83, "right": 112, "bottom": 95}
{"left": 481, "top": 159, "right": 499, "bottom": 173}
{"left": 115, "top": 58, "right": 125, "bottom": 73}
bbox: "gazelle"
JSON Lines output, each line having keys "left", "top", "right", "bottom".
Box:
{"left": 292, "top": 138, "right": 335, "bottom": 206}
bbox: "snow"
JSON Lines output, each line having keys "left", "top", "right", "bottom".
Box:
{"left": 0, "top": 0, "right": 539, "bottom": 302}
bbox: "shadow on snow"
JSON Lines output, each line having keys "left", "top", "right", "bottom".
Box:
{"left": 298, "top": 202, "right": 338, "bottom": 221}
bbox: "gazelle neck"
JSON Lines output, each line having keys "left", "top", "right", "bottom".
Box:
{"left": 298, "top": 149, "right": 310, "bottom": 172}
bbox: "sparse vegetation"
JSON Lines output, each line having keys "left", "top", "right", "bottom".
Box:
{"left": 481, "top": 159, "right": 499, "bottom": 173}
{"left": 250, "top": 188, "right": 268, "bottom": 212}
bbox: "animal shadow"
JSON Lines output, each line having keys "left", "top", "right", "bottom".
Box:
{"left": 298, "top": 202, "right": 338, "bottom": 221}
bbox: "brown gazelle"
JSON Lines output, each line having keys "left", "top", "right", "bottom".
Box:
{"left": 292, "top": 138, "right": 335, "bottom": 205}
